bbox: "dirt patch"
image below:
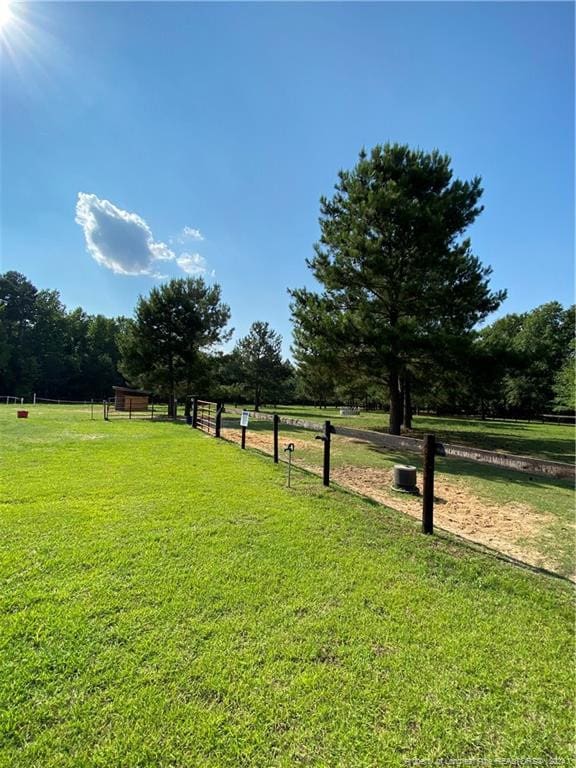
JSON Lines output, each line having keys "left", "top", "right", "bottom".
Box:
{"left": 330, "top": 465, "right": 561, "bottom": 571}
{"left": 223, "top": 427, "right": 315, "bottom": 457}
{"left": 221, "top": 427, "right": 570, "bottom": 577}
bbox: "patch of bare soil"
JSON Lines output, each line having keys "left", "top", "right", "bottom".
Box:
{"left": 331, "top": 465, "right": 564, "bottom": 572}
{"left": 223, "top": 428, "right": 313, "bottom": 456}
{"left": 221, "top": 428, "right": 568, "bottom": 577}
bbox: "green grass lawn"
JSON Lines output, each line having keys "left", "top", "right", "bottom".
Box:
{"left": 1, "top": 406, "right": 574, "bottom": 766}
{"left": 257, "top": 405, "right": 576, "bottom": 464}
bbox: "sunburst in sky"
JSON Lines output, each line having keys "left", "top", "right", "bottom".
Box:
{"left": 0, "top": 0, "right": 15, "bottom": 31}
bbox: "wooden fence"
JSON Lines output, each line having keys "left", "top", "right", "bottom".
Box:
{"left": 224, "top": 409, "right": 438, "bottom": 534}
{"left": 226, "top": 408, "right": 573, "bottom": 480}
{"left": 220, "top": 406, "right": 574, "bottom": 536}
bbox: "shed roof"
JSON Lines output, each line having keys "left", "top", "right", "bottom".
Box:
{"left": 112, "top": 386, "right": 151, "bottom": 396}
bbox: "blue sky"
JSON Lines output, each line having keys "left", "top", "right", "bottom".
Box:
{"left": 1, "top": 1, "right": 574, "bottom": 357}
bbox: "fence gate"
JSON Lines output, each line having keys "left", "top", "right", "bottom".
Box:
{"left": 194, "top": 399, "right": 222, "bottom": 437}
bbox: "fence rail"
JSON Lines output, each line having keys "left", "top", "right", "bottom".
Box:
{"left": 226, "top": 408, "right": 573, "bottom": 480}
{"left": 0, "top": 395, "right": 25, "bottom": 404}
{"left": 103, "top": 399, "right": 174, "bottom": 421}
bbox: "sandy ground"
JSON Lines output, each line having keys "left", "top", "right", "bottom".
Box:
{"left": 222, "top": 427, "right": 570, "bottom": 578}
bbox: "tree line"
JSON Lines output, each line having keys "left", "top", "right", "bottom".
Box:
{"left": 1, "top": 143, "right": 573, "bottom": 427}
{"left": 0, "top": 271, "right": 295, "bottom": 410}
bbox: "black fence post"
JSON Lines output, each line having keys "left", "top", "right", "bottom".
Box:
{"left": 192, "top": 397, "right": 198, "bottom": 428}
{"left": 273, "top": 414, "right": 279, "bottom": 464}
{"left": 241, "top": 425, "right": 246, "bottom": 449}
{"left": 129, "top": 398, "right": 132, "bottom": 420}
{"left": 422, "top": 433, "right": 435, "bottom": 534}
{"left": 103, "top": 400, "right": 107, "bottom": 421}
{"left": 215, "top": 401, "right": 222, "bottom": 438}
{"left": 323, "top": 420, "right": 331, "bottom": 487}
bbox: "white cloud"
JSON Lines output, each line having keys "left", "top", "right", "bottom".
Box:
{"left": 176, "top": 252, "right": 208, "bottom": 276}
{"left": 75, "top": 193, "right": 175, "bottom": 276}
{"left": 181, "top": 226, "right": 204, "bottom": 241}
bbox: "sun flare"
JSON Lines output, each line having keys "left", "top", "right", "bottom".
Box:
{"left": 0, "top": 0, "right": 13, "bottom": 30}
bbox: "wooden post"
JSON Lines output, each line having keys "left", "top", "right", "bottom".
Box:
{"left": 323, "top": 420, "right": 331, "bottom": 487}
{"left": 241, "top": 425, "right": 246, "bottom": 449}
{"left": 192, "top": 397, "right": 198, "bottom": 428}
{"left": 273, "top": 414, "right": 279, "bottom": 464}
{"left": 215, "top": 402, "right": 222, "bottom": 438}
{"left": 90, "top": 399, "right": 94, "bottom": 420}
{"left": 103, "top": 400, "right": 107, "bottom": 420}
{"left": 422, "top": 433, "right": 435, "bottom": 534}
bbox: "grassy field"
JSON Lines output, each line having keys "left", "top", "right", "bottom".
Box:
{"left": 257, "top": 405, "right": 576, "bottom": 465}
{"left": 1, "top": 406, "right": 574, "bottom": 766}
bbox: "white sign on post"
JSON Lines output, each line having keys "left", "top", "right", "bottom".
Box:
{"left": 240, "top": 410, "right": 250, "bottom": 428}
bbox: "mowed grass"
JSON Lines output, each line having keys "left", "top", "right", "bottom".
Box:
{"left": 258, "top": 405, "right": 576, "bottom": 464}
{"left": 1, "top": 406, "right": 574, "bottom": 767}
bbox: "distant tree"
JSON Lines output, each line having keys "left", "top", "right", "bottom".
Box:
{"left": 273, "top": 360, "right": 297, "bottom": 405}
{"left": 233, "top": 321, "right": 291, "bottom": 411}
{"left": 552, "top": 340, "right": 575, "bottom": 412}
{"left": 291, "top": 303, "right": 339, "bottom": 408}
{"left": 119, "top": 278, "right": 231, "bottom": 415}
{"left": 32, "top": 290, "right": 70, "bottom": 397}
{"left": 480, "top": 302, "right": 574, "bottom": 417}
{"left": 290, "top": 144, "right": 505, "bottom": 434}
{"left": 82, "top": 315, "right": 126, "bottom": 398}
{"left": 0, "top": 271, "right": 38, "bottom": 394}
{"left": 206, "top": 352, "right": 244, "bottom": 403}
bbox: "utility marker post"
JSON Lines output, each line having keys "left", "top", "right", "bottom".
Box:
{"left": 284, "top": 443, "right": 295, "bottom": 487}
{"left": 422, "top": 433, "right": 435, "bottom": 534}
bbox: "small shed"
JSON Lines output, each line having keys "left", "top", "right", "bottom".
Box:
{"left": 112, "top": 386, "right": 150, "bottom": 412}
